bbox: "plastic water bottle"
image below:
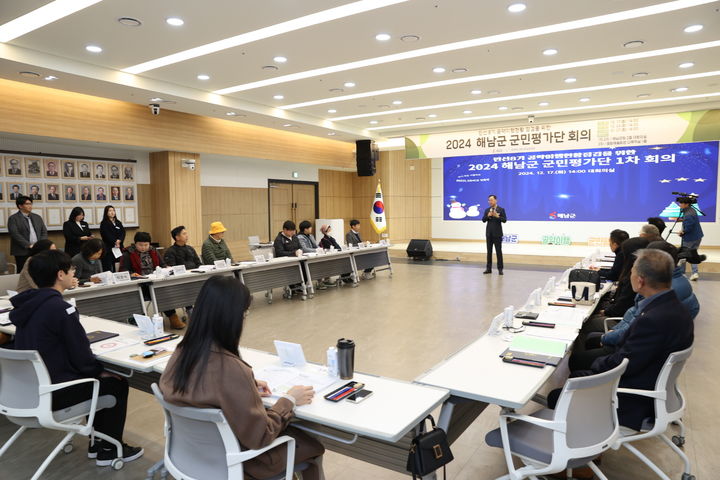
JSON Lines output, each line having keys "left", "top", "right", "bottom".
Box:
{"left": 152, "top": 313, "right": 164, "bottom": 337}
{"left": 326, "top": 347, "right": 339, "bottom": 377}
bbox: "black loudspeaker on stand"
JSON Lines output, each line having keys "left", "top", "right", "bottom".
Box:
{"left": 406, "top": 239, "right": 433, "bottom": 260}
{"left": 356, "top": 139, "right": 377, "bottom": 176}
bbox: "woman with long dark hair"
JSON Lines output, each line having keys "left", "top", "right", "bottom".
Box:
{"left": 159, "top": 276, "right": 324, "bottom": 479}
{"left": 62, "top": 206, "right": 93, "bottom": 257}
{"left": 100, "top": 205, "right": 125, "bottom": 272}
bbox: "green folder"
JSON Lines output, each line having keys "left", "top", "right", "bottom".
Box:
{"left": 509, "top": 335, "right": 568, "bottom": 357}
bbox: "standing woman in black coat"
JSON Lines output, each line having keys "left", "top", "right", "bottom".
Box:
{"left": 100, "top": 205, "right": 126, "bottom": 272}
{"left": 62, "top": 206, "right": 93, "bottom": 257}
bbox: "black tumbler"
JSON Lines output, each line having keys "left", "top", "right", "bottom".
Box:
{"left": 337, "top": 338, "right": 355, "bottom": 380}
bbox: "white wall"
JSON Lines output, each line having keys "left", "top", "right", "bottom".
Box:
{"left": 0, "top": 135, "right": 150, "bottom": 183}
{"left": 431, "top": 157, "right": 720, "bottom": 246}
{"left": 200, "top": 154, "right": 323, "bottom": 188}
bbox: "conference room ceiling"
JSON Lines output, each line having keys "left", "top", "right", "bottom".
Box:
{"left": 0, "top": 0, "right": 719, "bottom": 143}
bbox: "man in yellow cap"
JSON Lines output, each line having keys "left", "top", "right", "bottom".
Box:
{"left": 202, "top": 221, "right": 233, "bottom": 264}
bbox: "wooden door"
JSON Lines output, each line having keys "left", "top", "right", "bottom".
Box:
{"left": 293, "top": 184, "right": 316, "bottom": 226}
{"left": 269, "top": 182, "right": 293, "bottom": 236}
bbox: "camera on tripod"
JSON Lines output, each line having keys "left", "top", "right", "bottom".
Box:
{"left": 673, "top": 191, "right": 698, "bottom": 204}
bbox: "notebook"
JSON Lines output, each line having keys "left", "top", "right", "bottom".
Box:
{"left": 86, "top": 331, "right": 119, "bottom": 344}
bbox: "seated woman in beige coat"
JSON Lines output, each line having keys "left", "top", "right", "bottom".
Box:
{"left": 159, "top": 276, "right": 324, "bottom": 480}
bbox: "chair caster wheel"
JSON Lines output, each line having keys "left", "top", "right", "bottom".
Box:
{"left": 301, "top": 296, "right": 307, "bottom": 301}
{"left": 672, "top": 435, "right": 686, "bottom": 447}
{"left": 111, "top": 458, "right": 124, "bottom": 470}
{"left": 62, "top": 443, "right": 73, "bottom": 454}
{"left": 681, "top": 474, "right": 695, "bottom": 480}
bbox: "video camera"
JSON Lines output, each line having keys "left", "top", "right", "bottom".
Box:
{"left": 673, "top": 191, "right": 698, "bottom": 204}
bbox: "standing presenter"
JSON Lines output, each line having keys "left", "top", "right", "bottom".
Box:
{"left": 482, "top": 194, "right": 506, "bottom": 275}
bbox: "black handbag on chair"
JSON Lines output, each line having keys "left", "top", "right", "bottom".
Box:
{"left": 406, "top": 415, "right": 454, "bottom": 479}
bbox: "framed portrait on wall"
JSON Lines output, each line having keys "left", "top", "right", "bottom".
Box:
{"left": 30, "top": 207, "right": 43, "bottom": 222}
{"left": 95, "top": 185, "right": 107, "bottom": 201}
{"left": 46, "top": 183, "right": 60, "bottom": 201}
{"left": 25, "top": 157, "right": 42, "bottom": 177}
{"left": 78, "top": 162, "right": 91, "bottom": 179}
{"left": 110, "top": 185, "right": 121, "bottom": 202}
{"left": 123, "top": 185, "right": 134, "bottom": 201}
{"left": 83, "top": 207, "right": 94, "bottom": 225}
{"left": 44, "top": 158, "right": 59, "bottom": 178}
{"left": 109, "top": 163, "right": 121, "bottom": 180}
{"left": 28, "top": 183, "right": 43, "bottom": 201}
{"left": 62, "top": 160, "right": 76, "bottom": 179}
{"left": 45, "top": 207, "right": 62, "bottom": 227}
{"left": 0, "top": 207, "right": 5, "bottom": 228}
{"left": 96, "top": 207, "right": 106, "bottom": 223}
{"left": 63, "top": 207, "right": 74, "bottom": 222}
{"left": 122, "top": 164, "right": 134, "bottom": 181}
{"left": 79, "top": 185, "right": 92, "bottom": 202}
{"left": 8, "top": 182, "right": 24, "bottom": 201}
{"left": 6, "top": 156, "right": 23, "bottom": 176}
{"left": 7, "top": 208, "right": 18, "bottom": 222}
{"left": 63, "top": 184, "right": 77, "bottom": 201}
{"left": 93, "top": 162, "right": 107, "bottom": 179}
{"left": 124, "top": 206, "right": 136, "bottom": 224}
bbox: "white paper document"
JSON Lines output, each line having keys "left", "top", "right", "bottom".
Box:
{"left": 541, "top": 306, "right": 584, "bottom": 328}
{"left": 90, "top": 336, "right": 141, "bottom": 355}
{"left": 254, "top": 365, "right": 339, "bottom": 396}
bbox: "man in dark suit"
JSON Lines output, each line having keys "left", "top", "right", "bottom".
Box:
{"left": 574, "top": 249, "right": 694, "bottom": 431}
{"left": 481, "top": 194, "right": 506, "bottom": 275}
{"left": 7, "top": 195, "right": 49, "bottom": 270}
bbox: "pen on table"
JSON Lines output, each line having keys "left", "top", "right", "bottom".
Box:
{"left": 334, "top": 383, "right": 365, "bottom": 401}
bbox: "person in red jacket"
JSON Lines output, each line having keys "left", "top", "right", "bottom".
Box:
{"left": 119, "top": 231, "right": 165, "bottom": 276}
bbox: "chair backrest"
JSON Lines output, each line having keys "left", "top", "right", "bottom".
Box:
{"left": 555, "top": 358, "right": 629, "bottom": 453}
{"left": 0, "top": 273, "right": 21, "bottom": 295}
{"left": 0, "top": 252, "right": 8, "bottom": 274}
{"left": 655, "top": 345, "right": 693, "bottom": 421}
{"left": 151, "top": 383, "right": 240, "bottom": 480}
{"left": 0, "top": 349, "right": 50, "bottom": 415}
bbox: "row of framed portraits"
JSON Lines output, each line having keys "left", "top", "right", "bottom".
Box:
{"left": 0, "top": 183, "right": 135, "bottom": 203}
{"left": 0, "top": 206, "right": 137, "bottom": 229}
{"left": 2, "top": 155, "right": 136, "bottom": 181}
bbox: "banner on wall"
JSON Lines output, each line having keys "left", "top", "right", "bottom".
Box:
{"left": 406, "top": 109, "right": 720, "bottom": 159}
{"left": 443, "top": 141, "right": 718, "bottom": 222}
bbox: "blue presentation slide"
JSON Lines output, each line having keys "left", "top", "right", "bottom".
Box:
{"left": 443, "top": 141, "right": 718, "bottom": 222}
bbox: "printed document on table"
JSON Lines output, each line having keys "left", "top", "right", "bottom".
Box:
{"left": 254, "top": 366, "right": 340, "bottom": 396}
{"left": 541, "top": 306, "right": 584, "bottom": 328}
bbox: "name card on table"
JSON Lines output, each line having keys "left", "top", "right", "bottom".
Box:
{"left": 214, "top": 260, "right": 228, "bottom": 269}
{"left": 172, "top": 265, "right": 187, "bottom": 275}
{"left": 113, "top": 271, "right": 132, "bottom": 284}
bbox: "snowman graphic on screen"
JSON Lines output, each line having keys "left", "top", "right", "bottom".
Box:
{"left": 447, "top": 196, "right": 467, "bottom": 219}
{"left": 466, "top": 205, "right": 481, "bottom": 217}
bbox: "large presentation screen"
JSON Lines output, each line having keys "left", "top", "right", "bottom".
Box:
{"left": 443, "top": 141, "right": 718, "bottom": 222}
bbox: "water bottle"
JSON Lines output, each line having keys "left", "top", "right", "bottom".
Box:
{"left": 337, "top": 338, "right": 355, "bottom": 380}
{"left": 326, "top": 347, "right": 339, "bottom": 377}
{"left": 152, "top": 313, "right": 164, "bottom": 337}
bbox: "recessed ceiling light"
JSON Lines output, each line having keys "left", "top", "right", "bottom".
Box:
{"left": 471, "top": 89, "right": 482, "bottom": 95}
{"left": 166, "top": 17, "right": 184, "bottom": 26}
{"left": 197, "top": 74, "right": 210, "bottom": 80}
{"left": 329, "top": 88, "right": 344, "bottom": 93}
{"left": 118, "top": 17, "right": 142, "bottom": 27}
{"left": 392, "top": 100, "right": 403, "bottom": 105}
{"left": 375, "top": 33, "right": 391, "bottom": 41}
{"left": 85, "top": 45, "right": 102, "bottom": 53}
{"left": 507, "top": 3, "right": 527, "bottom": 13}
{"left": 400, "top": 34, "right": 420, "bottom": 42}
{"left": 273, "top": 94, "right": 285, "bottom": 100}
{"left": 564, "top": 77, "right": 577, "bottom": 83}
{"left": 328, "top": 132, "right": 336, "bottom": 135}
{"left": 632, "top": 72, "right": 649, "bottom": 77}
{"left": 463, "top": 110, "right": 472, "bottom": 114}
{"left": 538, "top": 101, "right": 550, "bottom": 106}
{"left": 542, "top": 48, "right": 558, "bottom": 56}
{"left": 498, "top": 106, "right": 509, "bottom": 111}
{"left": 452, "top": 67, "right": 468, "bottom": 73}
{"left": 273, "top": 56, "right": 287, "bottom": 63}
{"left": 678, "top": 62, "right": 694, "bottom": 69}
{"left": 0, "top": 0, "right": 103, "bottom": 43}
{"left": 283, "top": 123, "right": 292, "bottom": 127}
{"left": 262, "top": 65, "right": 279, "bottom": 71}
{"left": 344, "top": 82, "right": 356, "bottom": 88}
{"left": 19, "top": 71, "right": 40, "bottom": 78}
{"left": 226, "top": 112, "right": 237, "bottom": 116}
{"left": 671, "top": 86, "right": 688, "bottom": 92}
{"left": 369, "top": 120, "right": 379, "bottom": 124}
{"left": 44, "top": 75, "right": 58, "bottom": 81}
{"left": 150, "top": 97, "right": 163, "bottom": 102}
{"left": 487, "top": 90, "right": 500, "bottom": 95}
{"left": 637, "top": 93, "right": 651, "bottom": 98}
{"left": 428, "top": 114, "right": 438, "bottom": 118}
{"left": 579, "top": 97, "right": 590, "bottom": 102}
{"left": 623, "top": 40, "right": 645, "bottom": 48}
{"left": 683, "top": 24, "right": 703, "bottom": 33}
{"left": 432, "top": 67, "right": 446, "bottom": 73}
{"left": 327, "top": 109, "right": 337, "bottom": 113}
